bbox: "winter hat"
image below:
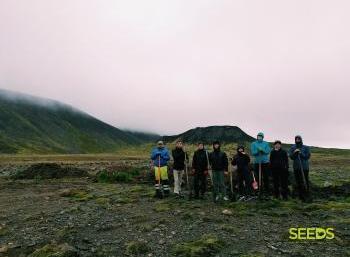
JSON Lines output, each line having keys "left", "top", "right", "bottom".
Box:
{"left": 237, "top": 145, "right": 245, "bottom": 152}
{"left": 257, "top": 132, "right": 264, "bottom": 139}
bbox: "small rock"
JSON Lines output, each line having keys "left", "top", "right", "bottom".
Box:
{"left": 222, "top": 209, "right": 233, "bottom": 216}
{"left": 0, "top": 246, "right": 8, "bottom": 253}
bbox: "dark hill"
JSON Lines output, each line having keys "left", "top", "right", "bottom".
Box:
{"left": 162, "top": 125, "right": 255, "bottom": 144}
{"left": 0, "top": 89, "right": 150, "bottom": 154}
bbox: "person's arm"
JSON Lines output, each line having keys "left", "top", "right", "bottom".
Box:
{"left": 151, "top": 148, "right": 159, "bottom": 160}
{"left": 263, "top": 143, "right": 271, "bottom": 155}
{"left": 269, "top": 151, "right": 274, "bottom": 164}
{"left": 289, "top": 146, "right": 297, "bottom": 160}
{"left": 162, "top": 149, "right": 170, "bottom": 161}
{"left": 300, "top": 146, "right": 311, "bottom": 160}
{"left": 192, "top": 152, "right": 197, "bottom": 168}
{"left": 246, "top": 154, "right": 251, "bottom": 164}
{"left": 208, "top": 152, "right": 212, "bottom": 166}
{"left": 251, "top": 143, "right": 259, "bottom": 156}
{"left": 231, "top": 155, "right": 237, "bottom": 166}
{"left": 284, "top": 151, "right": 289, "bottom": 169}
{"left": 223, "top": 153, "right": 228, "bottom": 172}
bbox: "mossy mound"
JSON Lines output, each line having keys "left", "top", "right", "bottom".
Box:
{"left": 11, "top": 163, "right": 88, "bottom": 180}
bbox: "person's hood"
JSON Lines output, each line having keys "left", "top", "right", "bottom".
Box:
{"left": 295, "top": 135, "right": 303, "bottom": 146}
{"left": 257, "top": 132, "right": 264, "bottom": 142}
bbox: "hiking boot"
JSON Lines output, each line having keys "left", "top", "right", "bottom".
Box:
{"left": 238, "top": 196, "right": 246, "bottom": 202}
{"left": 223, "top": 196, "right": 229, "bottom": 201}
{"left": 154, "top": 190, "right": 163, "bottom": 199}
{"left": 214, "top": 195, "right": 220, "bottom": 203}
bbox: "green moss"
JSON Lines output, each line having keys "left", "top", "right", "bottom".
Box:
{"left": 95, "top": 197, "right": 111, "bottom": 205}
{"left": 239, "top": 253, "right": 265, "bottom": 257}
{"left": 28, "top": 243, "right": 77, "bottom": 257}
{"left": 172, "top": 234, "right": 224, "bottom": 257}
{"left": 125, "top": 240, "right": 150, "bottom": 255}
{"left": 154, "top": 203, "right": 171, "bottom": 212}
{"left": 60, "top": 188, "right": 94, "bottom": 201}
{"left": 220, "top": 224, "right": 237, "bottom": 233}
{"left": 0, "top": 226, "right": 8, "bottom": 236}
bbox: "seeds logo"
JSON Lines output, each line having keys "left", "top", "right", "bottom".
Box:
{"left": 289, "top": 227, "right": 335, "bottom": 240}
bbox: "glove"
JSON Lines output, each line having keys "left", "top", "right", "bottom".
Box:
{"left": 204, "top": 170, "right": 208, "bottom": 176}
{"left": 294, "top": 149, "right": 301, "bottom": 153}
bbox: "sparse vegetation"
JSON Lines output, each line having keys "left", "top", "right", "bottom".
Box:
{"left": 172, "top": 234, "right": 224, "bottom": 257}
{"left": 125, "top": 240, "right": 150, "bottom": 255}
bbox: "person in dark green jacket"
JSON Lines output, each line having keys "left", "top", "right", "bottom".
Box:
{"left": 209, "top": 141, "right": 229, "bottom": 202}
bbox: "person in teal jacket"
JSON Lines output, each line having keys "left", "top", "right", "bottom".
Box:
{"left": 250, "top": 132, "right": 271, "bottom": 195}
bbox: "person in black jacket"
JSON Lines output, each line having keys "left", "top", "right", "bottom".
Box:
{"left": 232, "top": 145, "right": 252, "bottom": 199}
{"left": 209, "top": 141, "right": 229, "bottom": 202}
{"left": 192, "top": 142, "right": 209, "bottom": 199}
{"left": 172, "top": 140, "right": 188, "bottom": 197}
{"left": 270, "top": 140, "right": 289, "bottom": 200}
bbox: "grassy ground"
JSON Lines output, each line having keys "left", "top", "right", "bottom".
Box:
{"left": 0, "top": 146, "right": 349, "bottom": 257}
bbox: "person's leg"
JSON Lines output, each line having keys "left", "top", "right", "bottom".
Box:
{"left": 212, "top": 171, "right": 220, "bottom": 201}
{"left": 179, "top": 170, "right": 184, "bottom": 193}
{"left": 243, "top": 169, "right": 253, "bottom": 196}
{"left": 199, "top": 172, "right": 206, "bottom": 197}
{"left": 237, "top": 170, "right": 244, "bottom": 196}
{"left": 293, "top": 169, "right": 305, "bottom": 201}
{"left": 218, "top": 171, "right": 227, "bottom": 198}
{"left": 271, "top": 168, "right": 280, "bottom": 198}
{"left": 254, "top": 164, "right": 260, "bottom": 195}
{"left": 304, "top": 169, "right": 310, "bottom": 199}
{"left": 154, "top": 167, "right": 162, "bottom": 198}
{"left": 161, "top": 167, "right": 170, "bottom": 197}
{"left": 193, "top": 173, "right": 200, "bottom": 198}
{"left": 281, "top": 169, "right": 289, "bottom": 200}
{"left": 173, "top": 169, "right": 180, "bottom": 194}
{"left": 262, "top": 163, "right": 270, "bottom": 195}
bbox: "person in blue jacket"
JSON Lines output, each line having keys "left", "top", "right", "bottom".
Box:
{"left": 250, "top": 132, "right": 271, "bottom": 195}
{"left": 151, "top": 141, "right": 171, "bottom": 198}
{"left": 289, "top": 135, "right": 311, "bottom": 202}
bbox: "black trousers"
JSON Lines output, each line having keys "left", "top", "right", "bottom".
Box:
{"left": 194, "top": 172, "right": 207, "bottom": 196}
{"left": 237, "top": 168, "right": 252, "bottom": 196}
{"left": 271, "top": 167, "right": 289, "bottom": 199}
{"left": 254, "top": 163, "right": 271, "bottom": 194}
{"left": 294, "top": 169, "right": 310, "bottom": 201}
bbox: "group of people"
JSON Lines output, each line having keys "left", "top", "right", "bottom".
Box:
{"left": 150, "top": 132, "right": 311, "bottom": 202}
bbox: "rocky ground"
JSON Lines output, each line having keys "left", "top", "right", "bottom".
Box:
{"left": 0, "top": 153, "right": 349, "bottom": 257}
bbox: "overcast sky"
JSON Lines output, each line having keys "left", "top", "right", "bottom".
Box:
{"left": 0, "top": 0, "right": 349, "bottom": 148}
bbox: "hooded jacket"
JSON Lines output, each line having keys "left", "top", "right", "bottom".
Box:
{"left": 172, "top": 147, "right": 188, "bottom": 170}
{"left": 209, "top": 144, "right": 228, "bottom": 171}
{"left": 250, "top": 132, "right": 271, "bottom": 164}
{"left": 151, "top": 147, "right": 170, "bottom": 167}
{"left": 192, "top": 148, "right": 209, "bottom": 172}
{"left": 289, "top": 136, "right": 311, "bottom": 171}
